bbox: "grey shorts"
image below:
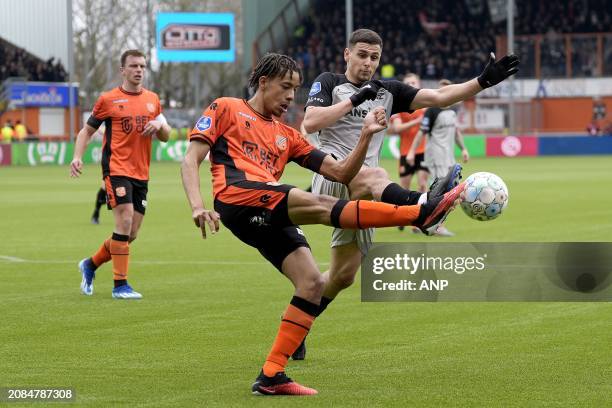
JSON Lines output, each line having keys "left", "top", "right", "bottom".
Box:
{"left": 311, "top": 173, "right": 374, "bottom": 254}
{"left": 426, "top": 163, "right": 454, "bottom": 181}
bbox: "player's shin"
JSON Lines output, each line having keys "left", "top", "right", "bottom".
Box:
{"left": 262, "top": 296, "right": 318, "bottom": 377}
{"left": 110, "top": 233, "right": 130, "bottom": 287}
{"left": 91, "top": 237, "right": 112, "bottom": 267}
{"left": 330, "top": 199, "right": 422, "bottom": 229}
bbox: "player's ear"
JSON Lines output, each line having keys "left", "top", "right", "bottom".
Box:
{"left": 258, "top": 76, "right": 267, "bottom": 91}
{"left": 344, "top": 48, "right": 350, "bottom": 63}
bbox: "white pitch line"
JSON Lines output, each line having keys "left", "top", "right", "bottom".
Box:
{"left": 0, "top": 255, "right": 26, "bottom": 262}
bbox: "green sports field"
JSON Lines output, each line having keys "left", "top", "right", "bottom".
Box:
{"left": 1, "top": 156, "right": 611, "bottom": 407}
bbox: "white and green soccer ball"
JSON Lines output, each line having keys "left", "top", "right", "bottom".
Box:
{"left": 460, "top": 172, "right": 509, "bottom": 221}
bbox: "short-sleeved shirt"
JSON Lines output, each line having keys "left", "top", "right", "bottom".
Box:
{"left": 189, "top": 97, "right": 327, "bottom": 199}
{"left": 87, "top": 87, "right": 162, "bottom": 181}
{"left": 305, "top": 72, "right": 419, "bottom": 167}
{"left": 391, "top": 110, "right": 426, "bottom": 156}
{"left": 420, "top": 107, "right": 457, "bottom": 168}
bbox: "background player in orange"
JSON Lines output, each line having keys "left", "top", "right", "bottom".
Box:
{"left": 388, "top": 73, "right": 428, "bottom": 194}
{"left": 388, "top": 73, "right": 428, "bottom": 232}
{"left": 70, "top": 49, "right": 170, "bottom": 299}
{"left": 181, "top": 53, "right": 464, "bottom": 396}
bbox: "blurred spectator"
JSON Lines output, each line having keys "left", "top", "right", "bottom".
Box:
{"left": 280, "top": 0, "right": 611, "bottom": 85}
{"left": 14, "top": 120, "right": 27, "bottom": 141}
{"left": 0, "top": 37, "right": 68, "bottom": 82}
{"left": 587, "top": 98, "right": 608, "bottom": 136}
{"left": 1, "top": 120, "right": 14, "bottom": 143}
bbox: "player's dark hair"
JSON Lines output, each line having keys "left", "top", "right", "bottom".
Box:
{"left": 120, "top": 49, "right": 146, "bottom": 67}
{"left": 248, "top": 53, "right": 302, "bottom": 91}
{"left": 348, "top": 29, "right": 383, "bottom": 48}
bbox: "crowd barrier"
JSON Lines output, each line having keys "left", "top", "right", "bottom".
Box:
{"left": 1, "top": 135, "right": 611, "bottom": 166}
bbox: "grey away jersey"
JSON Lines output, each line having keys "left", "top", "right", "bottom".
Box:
{"left": 305, "top": 73, "right": 418, "bottom": 167}
{"left": 420, "top": 107, "right": 458, "bottom": 168}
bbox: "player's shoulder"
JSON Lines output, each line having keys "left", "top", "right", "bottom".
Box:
{"left": 275, "top": 120, "right": 301, "bottom": 137}
{"left": 140, "top": 87, "right": 161, "bottom": 100}
{"left": 380, "top": 79, "right": 412, "bottom": 94}
{"left": 312, "top": 72, "right": 346, "bottom": 86}
{"left": 96, "top": 87, "right": 122, "bottom": 102}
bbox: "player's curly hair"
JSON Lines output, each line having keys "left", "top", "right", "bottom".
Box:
{"left": 248, "top": 53, "right": 302, "bottom": 91}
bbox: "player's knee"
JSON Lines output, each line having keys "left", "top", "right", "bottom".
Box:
{"left": 301, "top": 273, "right": 325, "bottom": 298}
{"left": 370, "top": 167, "right": 388, "bottom": 181}
{"left": 331, "top": 267, "right": 357, "bottom": 289}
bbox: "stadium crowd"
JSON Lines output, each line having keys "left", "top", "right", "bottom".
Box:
{"left": 0, "top": 39, "right": 68, "bottom": 82}
{"left": 284, "top": 0, "right": 612, "bottom": 84}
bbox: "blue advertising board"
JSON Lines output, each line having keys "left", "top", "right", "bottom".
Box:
{"left": 156, "top": 13, "right": 235, "bottom": 62}
{"left": 8, "top": 82, "right": 78, "bottom": 108}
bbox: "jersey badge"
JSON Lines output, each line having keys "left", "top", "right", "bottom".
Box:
{"left": 275, "top": 135, "right": 287, "bottom": 151}
{"left": 309, "top": 81, "right": 321, "bottom": 96}
{"left": 195, "top": 116, "right": 212, "bottom": 132}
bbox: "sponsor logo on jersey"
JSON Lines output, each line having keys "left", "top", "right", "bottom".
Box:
{"left": 309, "top": 81, "right": 321, "bottom": 96}
{"left": 195, "top": 116, "right": 212, "bottom": 131}
{"left": 112, "top": 99, "right": 129, "bottom": 103}
{"left": 146, "top": 103, "right": 156, "bottom": 113}
{"left": 238, "top": 111, "right": 257, "bottom": 121}
{"left": 276, "top": 135, "right": 287, "bottom": 151}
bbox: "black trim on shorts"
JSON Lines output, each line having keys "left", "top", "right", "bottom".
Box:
{"left": 212, "top": 135, "right": 246, "bottom": 185}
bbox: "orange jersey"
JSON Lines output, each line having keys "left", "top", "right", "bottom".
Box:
{"left": 189, "top": 97, "right": 325, "bottom": 200}
{"left": 392, "top": 110, "right": 426, "bottom": 155}
{"left": 87, "top": 87, "right": 162, "bottom": 181}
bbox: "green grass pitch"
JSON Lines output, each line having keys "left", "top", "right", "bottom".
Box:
{"left": 1, "top": 156, "right": 611, "bottom": 407}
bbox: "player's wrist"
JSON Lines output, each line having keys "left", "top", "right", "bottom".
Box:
{"left": 350, "top": 93, "right": 364, "bottom": 107}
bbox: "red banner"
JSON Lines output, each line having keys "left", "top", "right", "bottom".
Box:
{"left": 0, "top": 144, "right": 11, "bottom": 166}
{"left": 486, "top": 136, "right": 539, "bottom": 157}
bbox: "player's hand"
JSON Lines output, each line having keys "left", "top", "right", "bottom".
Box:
{"left": 142, "top": 120, "right": 162, "bottom": 137}
{"left": 350, "top": 80, "right": 382, "bottom": 107}
{"left": 477, "top": 52, "right": 520, "bottom": 88}
{"left": 406, "top": 152, "right": 415, "bottom": 166}
{"left": 70, "top": 158, "right": 83, "bottom": 177}
{"left": 363, "top": 106, "right": 387, "bottom": 135}
{"left": 461, "top": 149, "right": 470, "bottom": 163}
{"left": 192, "top": 208, "right": 220, "bottom": 239}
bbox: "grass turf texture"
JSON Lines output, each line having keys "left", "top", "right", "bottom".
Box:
{"left": 1, "top": 156, "right": 611, "bottom": 407}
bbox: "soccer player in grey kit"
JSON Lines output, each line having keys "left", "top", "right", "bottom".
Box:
{"left": 295, "top": 28, "right": 519, "bottom": 359}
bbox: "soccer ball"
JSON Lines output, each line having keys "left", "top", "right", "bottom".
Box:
{"left": 460, "top": 172, "right": 509, "bottom": 221}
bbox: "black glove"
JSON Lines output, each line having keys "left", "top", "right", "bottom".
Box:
{"left": 477, "top": 52, "right": 520, "bottom": 89}
{"left": 350, "top": 80, "right": 382, "bottom": 107}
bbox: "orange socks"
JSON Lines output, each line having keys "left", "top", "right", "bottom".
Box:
{"left": 91, "top": 238, "right": 112, "bottom": 267}
{"left": 109, "top": 233, "right": 130, "bottom": 282}
{"left": 262, "top": 297, "right": 318, "bottom": 377}
{"left": 331, "top": 199, "right": 422, "bottom": 229}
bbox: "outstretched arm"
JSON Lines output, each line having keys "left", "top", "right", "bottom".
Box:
{"left": 181, "top": 141, "right": 220, "bottom": 238}
{"left": 411, "top": 53, "right": 519, "bottom": 110}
